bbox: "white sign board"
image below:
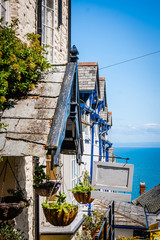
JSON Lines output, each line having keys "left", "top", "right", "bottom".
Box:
{"left": 92, "top": 161, "right": 134, "bottom": 192}
{"left": 91, "top": 191, "right": 131, "bottom": 202}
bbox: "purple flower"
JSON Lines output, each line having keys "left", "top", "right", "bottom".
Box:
{"left": 85, "top": 203, "right": 89, "bottom": 207}
{"left": 60, "top": 202, "right": 62, "bottom": 205}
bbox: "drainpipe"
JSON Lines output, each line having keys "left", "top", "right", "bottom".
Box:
{"left": 89, "top": 123, "right": 94, "bottom": 216}
{"left": 99, "top": 124, "right": 102, "bottom": 161}
{"left": 37, "top": 0, "right": 42, "bottom": 44}
{"left": 34, "top": 156, "right": 40, "bottom": 240}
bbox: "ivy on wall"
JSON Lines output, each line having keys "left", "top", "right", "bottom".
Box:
{"left": 0, "top": 19, "right": 52, "bottom": 109}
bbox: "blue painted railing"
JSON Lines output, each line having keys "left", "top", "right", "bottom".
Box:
{"left": 95, "top": 201, "right": 114, "bottom": 240}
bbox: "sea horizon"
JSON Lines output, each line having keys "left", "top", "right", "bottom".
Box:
{"left": 113, "top": 142, "right": 160, "bottom": 148}
{"left": 113, "top": 146, "right": 160, "bottom": 200}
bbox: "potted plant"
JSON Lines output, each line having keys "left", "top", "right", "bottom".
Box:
{"left": 71, "top": 170, "right": 97, "bottom": 204}
{"left": 42, "top": 192, "right": 78, "bottom": 226}
{"left": 0, "top": 188, "right": 30, "bottom": 221}
{"left": 75, "top": 230, "right": 92, "bottom": 240}
{"left": 33, "top": 165, "right": 60, "bottom": 197}
{"left": 0, "top": 222, "right": 26, "bottom": 240}
{"left": 82, "top": 211, "right": 104, "bottom": 239}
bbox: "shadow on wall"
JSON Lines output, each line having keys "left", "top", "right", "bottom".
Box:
{"left": 14, "top": 156, "right": 34, "bottom": 240}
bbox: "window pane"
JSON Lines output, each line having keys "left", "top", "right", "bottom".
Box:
{"left": 42, "top": 6, "right": 45, "bottom": 25}
{"left": 42, "top": 26, "right": 46, "bottom": 44}
{"left": 46, "top": 8, "right": 53, "bottom": 28}
{"left": 46, "top": 28, "right": 53, "bottom": 46}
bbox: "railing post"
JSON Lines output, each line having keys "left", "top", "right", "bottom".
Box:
{"left": 109, "top": 205, "right": 111, "bottom": 240}
{"left": 104, "top": 217, "right": 107, "bottom": 240}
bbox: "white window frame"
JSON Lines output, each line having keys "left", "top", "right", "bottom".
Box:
{"left": 42, "top": 0, "right": 55, "bottom": 63}
{"left": 0, "top": 0, "right": 9, "bottom": 26}
{"left": 71, "top": 155, "right": 81, "bottom": 204}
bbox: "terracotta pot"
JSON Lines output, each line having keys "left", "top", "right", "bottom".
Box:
{"left": 0, "top": 196, "right": 26, "bottom": 220}
{"left": 92, "top": 229, "right": 104, "bottom": 239}
{"left": 43, "top": 206, "right": 78, "bottom": 226}
{"left": 73, "top": 192, "right": 94, "bottom": 204}
{"left": 34, "top": 181, "right": 60, "bottom": 197}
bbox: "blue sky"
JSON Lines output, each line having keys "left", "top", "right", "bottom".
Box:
{"left": 72, "top": 0, "right": 160, "bottom": 146}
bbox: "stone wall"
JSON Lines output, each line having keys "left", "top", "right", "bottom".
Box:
{"left": 54, "top": 0, "right": 70, "bottom": 64}
{"left": 9, "top": 0, "right": 70, "bottom": 63}
{"left": 10, "top": 0, "right": 37, "bottom": 42}
{"left": 15, "top": 156, "right": 35, "bottom": 240}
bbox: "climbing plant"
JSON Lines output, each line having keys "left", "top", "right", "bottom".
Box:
{"left": 0, "top": 19, "right": 52, "bottom": 109}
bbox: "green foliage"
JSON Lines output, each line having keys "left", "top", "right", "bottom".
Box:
{"left": 7, "top": 188, "right": 30, "bottom": 207}
{"left": 42, "top": 192, "right": 78, "bottom": 214}
{"left": 75, "top": 230, "right": 92, "bottom": 240}
{"left": 0, "top": 223, "right": 26, "bottom": 240}
{"left": 0, "top": 19, "right": 52, "bottom": 109}
{"left": 33, "top": 165, "right": 50, "bottom": 187}
{"left": 117, "top": 236, "right": 140, "bottom": 240}
{"left": 71, "top": 170, "right": 97, "bottom": 193}
{"left": 83, "top": 211, "right": 104, "bottom": 234}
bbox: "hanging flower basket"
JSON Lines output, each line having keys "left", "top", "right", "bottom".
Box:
{"left": 43, "top": 205, "right": 78, "bottom": 226}
{"left": 33, "top": 181, "right": 60, "bottom": 197}
{"left": 0, "top": 196, "right": 27, "bottom": 221}
{"left": 73, "top": 192, "right": 94, "bottom": 204}
{"left": 42, "top": 192, "right": 78, "bottom": 226}
{"left": 71, "top": 170, "right": 97, "bottom": 204}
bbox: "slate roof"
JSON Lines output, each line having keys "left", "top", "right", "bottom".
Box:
{"left": 0, "top": 65, "right": 66, "bottom": 157}
{"left": 132, "top": 184, "right": 160, "bottom": 213}
{"left": 99, "top": 77, "right": 106, "bottom": 102}
{"left": 78, "top": 62, "right": 99, "bottom": 93}
{"left": 94, "top": 199, "right": 147, "bottom": 229}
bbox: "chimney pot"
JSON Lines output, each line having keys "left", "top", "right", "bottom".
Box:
{"left": 140, "top": 182, "right": 145, "bottom": 195}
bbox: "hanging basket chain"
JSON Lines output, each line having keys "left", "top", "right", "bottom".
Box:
{"left": 48, "top": 164, "right": 63, "bottom": 200}
{"left": 0, "top": 158, "right": 23, "bottom": 203}
{"left": 7, "top": 159, "right": 21, "bottom": 190}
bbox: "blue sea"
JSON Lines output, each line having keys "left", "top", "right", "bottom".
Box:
{"left": 114, "top": 147, "right": 160, "bottom": 200}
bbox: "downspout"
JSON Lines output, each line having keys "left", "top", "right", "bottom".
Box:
{"left": 68, "top": 0, "right": 71, "bottom": 61}
{"left": 89, "top": 123, "right": 94, "bottom": 216}
{"left": 37, "top": 0, "right": 42, "bottom": 44}
{"left": 34, "top": 156, "right": 40, "bottom": 240}
{"left": 99, "top": 124, "right": 102, "bottom": 161}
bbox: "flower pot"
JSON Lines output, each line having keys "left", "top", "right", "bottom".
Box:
{"left": 91, "top": 229, "right": 104, "bottom": 239}
{"left": 73, "top": 192, "right": 94, "bottom": 204}
{"left": 34, "top": 181, "right": 60, "bottom": 197}
{"left": 43, "top": 206, "right": 78, "bottom": 226}
{"left": 0, "top": 196, "right": 26, "bottom": 220}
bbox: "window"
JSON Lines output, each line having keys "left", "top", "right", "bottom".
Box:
{"left": 71, "top": 155, "right": 81, "bottom": 203}
{"left": 0, "top": 0, "right": 9, "bottom": 27}
{"left": 42, "top": 0, "right": 54, "bottom": 63}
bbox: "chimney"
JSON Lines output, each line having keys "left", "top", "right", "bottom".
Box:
{"left": 140, "top": 182, "right": 145, "bottom": 195}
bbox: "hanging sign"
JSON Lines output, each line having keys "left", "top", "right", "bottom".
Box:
{"left": 92, "top": 161, "right": 134, "bottom": 192}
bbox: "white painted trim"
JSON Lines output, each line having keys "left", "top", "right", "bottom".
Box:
{"left": 92, "top": 161, "right": 134, "bottom": 192}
